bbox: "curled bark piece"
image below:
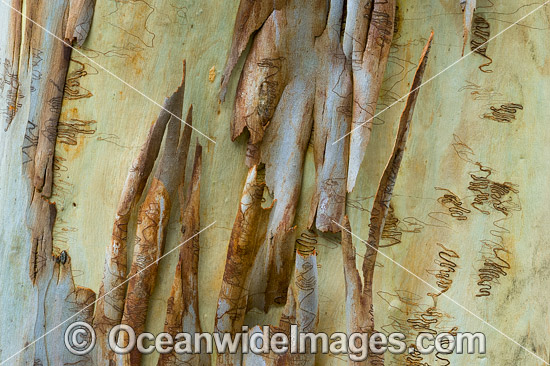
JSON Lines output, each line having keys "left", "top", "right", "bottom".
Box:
{"left": 341, "top": 32, "right": 433, "bottom": 365}
{"left": 347, "top": 0, "right": 396, "bottom": 192}
{"left": 342, "top": 0, "right": 374, "bottom": 65}
{"left": 119, "top": 68, "right": 191, "bottom": 366}
{"left": 461, "top": 0, "right": 476, "bottom": 55}
{"left": 220, "top": 0, "right": 287, "bottom": 101}
{"left": 158, "top": 145, "right": 209, "bottom": 366}
{"left": 310, "top": 0, "right": 351, "bottom": 232}
{"left": 215, "top": 164, "right": 269, "bottom": 366}
{"left": 231, "top": 11, "right": 287, "bottom": 149}
{"left": 2, "top": 0, "right": 23, "bottom": 131}
{"left": 64, "top": 0, "right": 96, "bottom": 46}
{"left": 93, "top": 80, "right": 186, "bottom": 363}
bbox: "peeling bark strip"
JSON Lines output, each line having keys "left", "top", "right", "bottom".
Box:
{"left": 215, "top": 164, "right": 269, "bottom": 366}
{"left": 219, "top": 0, "right": 287, "bottom": 101}
{"left": 230, "top": 11, "right": 286, "bottom": 150}
{"left": 119, "top": 66, "right": 192, "bottom": 366}
{"left": 341, "top": 33, "right": 433, "bottom": 366}
{"left": 461, "top": 0, "right": 476, "bottom": 55}
{"left": 2, "top": 0, "right": 23, "bottom": 131}
{"left": 347, "top": 0, "right": 396, "bottom": 192}
{"left": 309, "top": 0, "right": 351, "bottom": 232}
{"left": 158, "top": 145, "right": 210, "bottom": 366}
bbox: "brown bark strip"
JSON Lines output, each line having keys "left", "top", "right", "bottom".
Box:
{"left": 24, "top": 0, "right": 94, "bottom": 279}
{"left": 219, "top": 0, "right": 287, "bottom": 101}
{"left": 341, "top": 32, "right": 434, "bottom": 365}
{"left": 347, "top": 0, "right": 396, "bottom": 192}
{"left": 158, "top": 145, "right": 209, "bottom": 366}
{"left": 119, "top": 66, "right": 192, "bottom": 366}
{"left": 309, "top": 0, "right": 352, "bottom": 232}
{"left": 362, "top": 32, "right": 433, "bottom": 288}
{"left": 215, "top": 164, "right": 269, "bottom": 366}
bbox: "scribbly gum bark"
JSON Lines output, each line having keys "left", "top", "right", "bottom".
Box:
{"left": 2, "top": 1, "right": 547, "bottom": 365}
{"left": 341, "top": 33, "right": 433, "bottom": 365}
{"left": 220, "top": 0, "right": 287, "bottom": 101}
{"left": 65, "top": 0, "right": 96, "bottom": 46}
{"left": 343, "top": 0, "right": 374, "bottom": 65}
{"left": 227, "top": 0, "right": 327, "bottom": 311}
{"left": 230, "top": 11, "right": 287, "bottom": 159}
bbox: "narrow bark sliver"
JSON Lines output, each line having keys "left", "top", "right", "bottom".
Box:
{"left": 157, "top": 145, "right": 210, "bottom": 366}
{"left": 340, "top": 32, "right": 434, "bottom": 365}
